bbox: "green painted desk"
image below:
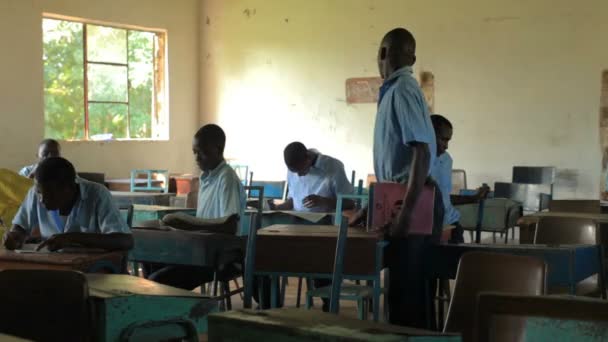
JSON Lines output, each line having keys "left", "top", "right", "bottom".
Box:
{"left": 208, "top": 309, "right": 461, "bottom": 341}
{"left": 87, "top": 274, "right": 217, "bottom": 341}
{"left": 132, "top": 204, "right": 196, "bottom": 223}
{"left": 111, "top": 191, "right": 174, "bottom": 207}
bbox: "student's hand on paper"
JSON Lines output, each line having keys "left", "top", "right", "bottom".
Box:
{"left": 3, "top": 230, "right": 26, "bottom": 251}
{"left": 36, "top": 234, "right": 70, "bottom": 252}
{"left": 302, "top": 195, "right": 329, "bottom": 209}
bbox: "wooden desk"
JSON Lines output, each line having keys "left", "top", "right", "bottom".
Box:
{"left": 241, "top": 210, "right": 334, "bottom": 235}
{"left": 111, "top": 191, "right": 174, "bottom": 207}
{"left": 518, "top": 211, "right": 608, "bottom": 243}
{"left": 132, "top": 204, "right": 196, "bottom": 223}
{"left": 427, "top": 243, "right": 605, "bottom": 295}
{"left": 208, "top": 309, "right": 461, "bottom": 341}
{"left": 244, "top": 224, "right": 386, "bottom": 321}
{"left": 0, "top": 248, "right": 125, "bottom": 273}
{"left": 129, "top": 227, "right": 245, "bottom": 269}
{"left": 87, "top": 274, "right": 217, "bottom": 341}
{"left": 106, "top": 178, "right": 163, "bottom": 192}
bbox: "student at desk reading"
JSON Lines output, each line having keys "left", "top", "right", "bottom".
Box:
{"left": 430, "top": 115, "right": 489, "bottom": 243}
{"left": 3, "top": 157, "right": 133, "bottom": 251}
{"left": 270, "top": 142, "right": 354, "bottom": 212}
{"left": 19, "top": 139, "right": 61, "bottom": 179}
{"left": 373, "top": 28, "right": 444, "bottom": 328}
{"left": 147, "top": 124, "right": 246, "bottom": 290}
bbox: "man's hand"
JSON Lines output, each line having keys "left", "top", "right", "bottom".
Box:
{"left": 267, "top": 199, "right": 277, "bottom": 210}
{"left": 302, "top": 195, "right": 331, "bottom": 209}
{"left": 36, "top": 234, "right": 73, "bottom": 252}
{"left": 3, "top": 229, "right": 26, "bottom": 250}
{"left": 389, "top": 206, "right": 412, "bottom": 238}
{"left": 476, "top": 184, "right": 491, "bottom": 200}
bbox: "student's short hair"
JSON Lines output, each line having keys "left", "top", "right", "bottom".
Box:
{"left": 39, "top": 139, "right": 60, "bottom": 150}
{"left": 431, "top": 114, "right": 453, "bottom": 131}
{"left": 382, "top": 28, "right": 416, "bottom": 57}
{"left": 35, "top": 157, "right": 76, "bottom": 185}
{"left": 284, "top": 142, "right": 308, "bottom": 167}
{"left": 194, "top": 124, "right": 226, "bottom": 153}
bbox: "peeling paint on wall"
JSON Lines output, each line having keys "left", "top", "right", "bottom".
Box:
{"left": 345, "top": 77, "right": 382, "bottom": 104}
{"left": 420, "top": 71, "right": 435, "bottom": 113}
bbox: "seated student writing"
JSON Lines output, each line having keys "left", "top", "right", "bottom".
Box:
{"left": 19, "top": 139, "right": 61, "bottom": 179}
{"left": 430, "top": 114, "right": 489, "bottom": 243}
{"left": 270, "top": 142, "right": 355, "bottom": 212}
{"left": 3, "top": 157, "right": 133, "bottom": 251}
{"left": 147, "top": 124, "right": 246, "bottom": 290}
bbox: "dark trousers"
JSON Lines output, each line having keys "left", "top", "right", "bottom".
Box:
{"left": 449, "top": 222, "right": 464, "bottom": 244}
{"left": 387, "top": 183, "right": 444, "bottom": 328}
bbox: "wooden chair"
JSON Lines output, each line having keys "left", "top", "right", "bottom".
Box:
{"left": 534, "top": 216, "right": 606, "bottom": 298}
{"left": 0, "top": 270, "right": 91, "bottom": 342}
{"left": 548, "top": 199, "right": 601, "bottom": 213}
{"left": 443, "top": 252, "right": 547, "bottom": 342}
{"left": 475, "top": 292, "right": 608, "bottom": 342}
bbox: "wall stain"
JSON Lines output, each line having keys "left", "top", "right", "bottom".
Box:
{"left": 284, "top": 18, "right": 289, "bottom": 23}
{"left": 243, "top": 8, "right": 256, "bottom": 18}
{"left": 206, "top": 16, "right": 210, "bottom": 25}
{"left": 483, "top": 16, "right": 520, "bottom": 23}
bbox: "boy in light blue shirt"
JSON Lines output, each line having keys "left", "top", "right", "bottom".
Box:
{"left": 430, "top": 114, "right": 489, "bottom": 243}
{"left": 4, "top": 157, "right": 132, "bottom": 251}
{"left": 148, "top": 124, "right": 247, "bottom": 290}
{"left": 19, "top": 139, "right": 61, "bottom": 178}
{"left": 270, "top": 142, "right": 354, "bottom": 213}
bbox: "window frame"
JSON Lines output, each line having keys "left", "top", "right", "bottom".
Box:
{"left": 42, "top": 13, "right": 169, "bottom": 141}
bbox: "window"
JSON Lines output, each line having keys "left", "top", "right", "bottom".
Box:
{"left": 42, "top": 15, "right": 167, "bottom": 141}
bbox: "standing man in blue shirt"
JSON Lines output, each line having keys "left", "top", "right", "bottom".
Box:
{"left": 373, "top": 28, "right": 444, "bottom": 328}
{"left": 430, "top": 115, "right": 489, "bottom": 243}
{"left": 4, "top": 157, "right": 133, "bottom": 251}
{"left": 270, "top": 142, "right": 354, "bottom": 213}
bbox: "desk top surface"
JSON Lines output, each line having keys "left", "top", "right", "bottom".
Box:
{"left": 259, "top": 224, "right": 377, "bottom": 239}
{"left": 520, "top": 211, "right": 608, "bottom": 223}
{"left": 133, "top": 204, "right": 196, "bottom": 212}
{"left": 86, "top": 274, "right": 205, "bottom": 299}
{"left": 111, "top": 191, "right": 173, "bottom": 197}
{"left": 211, "top": 309, "right": 460, "bottom": 338}
{"left": 106, "top": 178, "right": 163, "bottom": 185}
{"left": 434, "top": 242, "right": 595, "bottom": 252}
{"left": 0, "top": 248, "right": 124, "bottom": 265}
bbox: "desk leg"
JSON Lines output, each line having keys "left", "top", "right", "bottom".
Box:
{"left": 600, "top": 246, "right": 607, "bottom": 300}
{"left": 373, "top": 276, "right": 380, "bottom": 322}
{"left": 271, "top": 275, "right": 279, "bottom": 309}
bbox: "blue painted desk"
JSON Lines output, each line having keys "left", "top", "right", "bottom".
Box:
{"left": 244, "top": 224, "right": 387, "bottom": 321}
{"left": 427, "top": 243, "right": 605, "bottom": 295}
{"left": 87, "top": 274, "right": 217, "bottom": 341}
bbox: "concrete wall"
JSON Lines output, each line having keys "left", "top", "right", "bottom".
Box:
{"left": 0, "top": 0, "right": 200, "bottom": 178}
{"left": 200, "top": 0, "right": 608, "bottom": 198}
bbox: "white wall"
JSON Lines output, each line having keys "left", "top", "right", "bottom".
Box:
{"left": 0, "top": 0, "right": 200, "bottom": 178}
{"left": 200, "top": 0, "right": 607, "bottom": 198}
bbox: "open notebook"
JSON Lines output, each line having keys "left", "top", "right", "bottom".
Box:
{"left": 370, "top": 182, "right": 435, "bottom": 235}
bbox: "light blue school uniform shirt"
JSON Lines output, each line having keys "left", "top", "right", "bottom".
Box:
{"left": 13, "top": 178, "right": 131, "bottom": 239}
{"left": 431, "top": 152, "right": 461, "bottom": 225}
{"left": 287, "top": 152, "right": 354, "bottom": 212}
{"left": 18, "top": 164, "right": 36, "bottom": 178}
{"left": 197, "top": 161, "right": 246, "bottom": 220}
{"left": 373, "top": 66, "right": 436, "bottom": 183}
